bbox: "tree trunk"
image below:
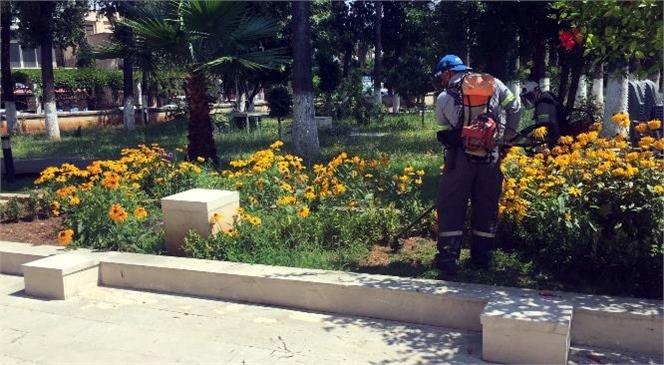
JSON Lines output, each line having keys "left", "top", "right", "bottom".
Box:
{"left": 373, "top": 0, "right": 383, "bottom": 106}
{"left": 41, "top": 38, "right": 60, "bottom": 140}
{"left": 342, "top": 44, "right": 352, "bottom": 78}
{"left": 141, "top": 70, "right": 149, "bottom": 124}
{"left": 291, "top": 1, "right": 320, "bottom": 161}
{"left": 532, "top": 34, "right": 546, "bottom": 82}
{"left": 1, "top": 2, "right": 18, "bottom": 133}
{"left": 557, "top": 49, "right": 570, "bottom": 105}
{"left": 122, "top": 55, "right": 135, "bottom": 131}
{"left": 565, "top": 47, "right": 585, "bottom": 109}
{"left": 591, "top": 63, "right": 604, "bottom": 106}
{"left": 602, "top": 65, "right": 629, "bottom": 138}
{"left": 575, "top": 75, "right": 587, "bottom": 106}
{"left": 185, "top": 70, "right": 218, "bottom": 165}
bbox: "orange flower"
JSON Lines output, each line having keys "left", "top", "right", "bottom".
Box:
{"left": 297, "top": 206, "right": 310, "bottom": 218}
{"left": 133, "top": 207, "right": 148, "bottom": 219}
{"left": 57, "top": 229, "right": 74, "bottom": 246}
{"left": 108, "top": 204, "right": 128, "bottom": 223}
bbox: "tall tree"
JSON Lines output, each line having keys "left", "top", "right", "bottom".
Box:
{"left": 373, "top": 1, "right": 383, "bottom": 105}
{"left": 95, "top": 1, "right": 160, "bottom": 126}
{"left": 1, "top": 1, "right": 18, "bottom": 133}
{"left": 291, "top": 1, "right": 320, "bottom": 160}
{"left": 121, "top": 1, "right": 285, "bottom": 164}
{"left": 14, "top": 1, "right": 88, "bottom": 140}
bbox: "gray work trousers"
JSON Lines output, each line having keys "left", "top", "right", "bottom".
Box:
{"left": 436, "top": 147, "right": 503, "bottom": 263}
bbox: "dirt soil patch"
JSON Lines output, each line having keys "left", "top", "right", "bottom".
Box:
{"left": 0, "top": 217, "right": 63, "bottom": 246}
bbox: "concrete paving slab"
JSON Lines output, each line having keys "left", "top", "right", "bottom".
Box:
{"left": 0, "top": 274, "right": 486, "bottom": 364}
{"left": 0, "top": 274, "right": 661, "bottom": 365}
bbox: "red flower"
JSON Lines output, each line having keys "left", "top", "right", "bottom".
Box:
{"left": 559, "top": 30, "right": 576, "bottom": 50}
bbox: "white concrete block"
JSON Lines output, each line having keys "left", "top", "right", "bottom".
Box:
{"left": 0, "top": 241, "right": 63, "bottom": 275}
{"left": 161, "top": 189, "right": 239, "bottom": 256}
{"left": 481, "top": 298, "right": 572, "bottom": 364}
{"left": 22, "top": 254, "right": 99, "bottom": 300}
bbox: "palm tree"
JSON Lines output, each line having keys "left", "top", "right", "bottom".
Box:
{"left": 120, "top": 1, "right": 285, "bottom": 165}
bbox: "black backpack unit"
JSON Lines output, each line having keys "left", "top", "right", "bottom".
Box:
{"left": 536, "top": 92, "right": 572, "bottom": 137}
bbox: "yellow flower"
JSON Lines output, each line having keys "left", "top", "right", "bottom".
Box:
{"left": 196, "top": 156, "right": 205, "bottom": 163}
{"left": 564, "top": 213, "right": 572, "bottom": 221}
{"left": 57, "top": 229, "right": 74, "bottom": 246}
{"left": 654, "top": 185, "right": 664, "bottom": 195}
{"left": 210, "top": 213, "right": 222, "bottom": 223}
{"left": 134, "top": 207, "right": 148, "bottom": 219}
{"left": 297, "top": 206, "right": 310, "bottom": 218}
{"left": 635, "top": 123, "right": 648, "bottom": 133}
{"left": 332, "top": 184, "right": 347, "bottom": 195}
{"left": 108, "top": 204, "right": 128, "bottom": 223}
{"left": 101, "top": 172, "right": 121, "bottom": 189}
{"left": 653, "top": 139, "right": 664, "bottom": 151}
{"left": 281, "top": 182, "right": 293, "bottom": 193}
{"left": 277, "top": 196, "right": 297, "bottom": 205}
{"left": 558, "top": 136, "right": 574, "bottom": 145}
{"left": 270, "top": 140, "right": 284, "bottom": 150}
{"left": 647, "top": 119, "right": 661, "bottom": 130}
{"left": 532, "top": 126, "right": 548, "bottom": 139}
{"left": 568, "top": 186, "right": 582, "bottom": 198}
{"left": 69, "top": 196, "right": 80, "bottom": 205}
{"left": 611, "top": 112, "right": 630, "bottom": 128}
{"left": 638, "top": 136, "right": 655, "bottom": 150}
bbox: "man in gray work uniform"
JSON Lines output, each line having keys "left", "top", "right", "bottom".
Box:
{"left": 433, "top": 54, "right": 521, "bottom": 276}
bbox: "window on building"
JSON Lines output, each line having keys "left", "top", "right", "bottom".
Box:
{"left": 22, "top": 46, "right": 38, "bottom": 68}
{"left": 8, "top": 42, "right": 44, "bottom": 69}
{"left": 9, "top": 43, "right": 21, "bottom": 68}
{"left": 84, "top": 23, "right": 95, "bottom": 35}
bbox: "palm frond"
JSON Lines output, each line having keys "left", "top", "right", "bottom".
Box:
{"left": 86, "top": 41, "right": 128, "bottom": 60}
{"left": 201, "top": 47, "right": 289, "bottom": 74}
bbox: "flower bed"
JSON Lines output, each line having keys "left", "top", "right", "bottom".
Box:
{"left": 15, "top": 113, "right": 663, "bottom": 298}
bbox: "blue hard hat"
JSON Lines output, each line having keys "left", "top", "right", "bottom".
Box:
{"left": 433, "top": 54, "right": 471, "bottom": 76}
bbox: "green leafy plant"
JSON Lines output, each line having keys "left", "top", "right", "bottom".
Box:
{"left": 1, "top": 198, "right": 22, "bottom": 222}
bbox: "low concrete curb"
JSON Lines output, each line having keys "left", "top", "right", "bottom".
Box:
{"left": 0, "top": 241, "right": 64, "bottom": 274}
{"left": 1, "top": 242, "right": 662, "bottom": 359}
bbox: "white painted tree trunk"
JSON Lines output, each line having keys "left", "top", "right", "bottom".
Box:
{"left": 142, "top": 95, "right": 149, "bottom": 124}
{"left": 602, "top": 70, "right": 629, "bottom": 137}
{"left": 123, "top": 96, "right": 135, "bottom": 131}
{"left": 508, "top": 81, "right": 521, "bottom": 99}
{"left": 137, "top": 82, "right": 148, "bottom": 125}
{"left": 239, "top": 93, "right": 246, "bottom": 112}
{"left": 44, "top": 100, "right": 60, "bottom": 140}
{"left": 292, "top": 92, "right": 320, "bottom": 158}
{"left": 575, "top": 75, "right": 587, "bottom": 106}
{"left": 539, "top": 77, "right": 551, "bottom": 92}
{"left": 592, "top": 75, "right": 604, "bottom": 105}
{"left": 4, "top": 101, "right": 18, "bottom": 133}
{"left": 648, "top": 70, "right": 661, "bottom": 91}
{"left": 393, "top": 93, "right": 400, "bottom": 113}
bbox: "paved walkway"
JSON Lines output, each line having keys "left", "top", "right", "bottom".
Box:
{"left": 0, "top": 274, "right": 660, "bottom": 364}
{"left": 1, "top": 157, "right": 93, "bottom": 176}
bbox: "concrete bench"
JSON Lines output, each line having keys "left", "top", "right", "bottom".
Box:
{"left": 481, "top": 297, "right": 573, "bottom": 364}
{"left": 22, "top": 253, "right": 99, "bottom": 300}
